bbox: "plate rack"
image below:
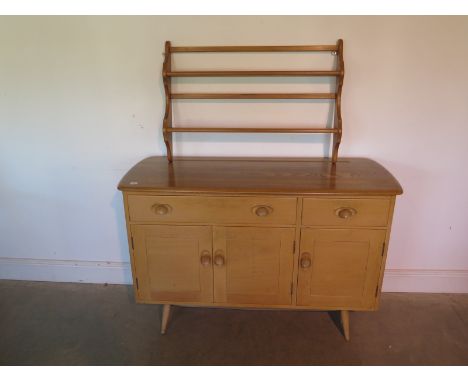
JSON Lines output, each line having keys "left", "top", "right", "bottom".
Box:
{"left": 162, "top": 39, "right": 344, "bottom": 163}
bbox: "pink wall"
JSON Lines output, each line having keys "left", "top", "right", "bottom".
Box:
{"left": 1, "top": 16, "right": 467, "bottom": 291}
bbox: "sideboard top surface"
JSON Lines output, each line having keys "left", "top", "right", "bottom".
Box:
{"left": 118, "top": 156, "right": 402, "bottom": 196}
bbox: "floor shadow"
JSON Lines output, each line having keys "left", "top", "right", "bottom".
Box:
{"left": 123, "top": 284, "right": 135, "bottom": 304}
{"left": 328, "top": 311, "right": 344, "bottom": 337}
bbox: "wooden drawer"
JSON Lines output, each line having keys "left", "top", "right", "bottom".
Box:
{"left": 302, "top": 198, "right": 390, "bottom": 227}
{"left": 127, "top": 195, "right": 297, "bottom": 225}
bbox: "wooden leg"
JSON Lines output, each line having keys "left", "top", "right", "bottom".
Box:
{"left": 161, "top": 304, "right": 171, "bottom": 334}
{"left": 341, "top": 310, "right": 350, "bottom": 341}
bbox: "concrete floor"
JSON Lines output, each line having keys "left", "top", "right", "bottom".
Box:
{"left": 1, "top": 280, "right": 467, "bottom": 365}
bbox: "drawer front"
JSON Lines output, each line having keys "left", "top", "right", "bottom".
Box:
{"left": 127, "top": 195, "right": 297, "bottom": 225}
{"left": 302, "top": 198, "right": 390, "bottom": 227}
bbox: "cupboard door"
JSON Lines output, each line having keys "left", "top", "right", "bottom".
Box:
{"left": 132, "top": 225, "right": 213, "bottom": 303}
{"left": 213, "top": 226, "right": 295, "bottom": 305}
{"left": 297, "top": 228, "right": 386, "bottom": 309}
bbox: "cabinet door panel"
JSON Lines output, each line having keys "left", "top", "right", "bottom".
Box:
{"left": 213, "top": 227, "right": 295, "bottom": 305}
{"left": 297, "top": 228, "right": 385, "bottom": 309}
{"left": 132, "top": 225, "right": 213, "bottom": 303}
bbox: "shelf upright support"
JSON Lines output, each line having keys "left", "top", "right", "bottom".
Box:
{"left": 332, "top": 39, "right": 344, "bottom": 164}
{"left": 162, "top": 41, "right": 173, "bottom": 162}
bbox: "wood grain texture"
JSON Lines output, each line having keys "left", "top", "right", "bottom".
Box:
{"left": 332, "top": 39, "right": 344, "bottom": 163}
{"left": 171, "top": 93, "right": 337, "bottom": 99}
{"left": 213, "top": 227, "right": 295, "bottom": 305}
{"left": 162, "top": 40, "right": 345, "bottom": 162}
{"left": 374, "top": 196, "right": 397, "bottom": 309}
{"left": 170, "top": 45, "right": 338, "bottom": 53}
{"left": 161, "top": 304, "right": 171, "bottom": 334}
{"left": 165, "top": 127, "right": 338, "bottom": 133}
{"left": 166, "top": 70, "right": 341, "bottom": 77}
{"left": 131, "top": 225, "right": 213, "bottom": 303}
{"left": 118, "top": 157, "right": 403, "bottom": 196}
{"left": 126, "top": 195, "right": 297, "bottom": 225}
{"left": 122, "top": 194, "right": 139, "bottom": 301}
{"left": 296, "top": 228, "right": 386, "bottom": 309}
{"left": 291, "top": 198, "right": 304, "bottom": 304}
{"left": 162, "top": 41, "right": 173, "bottom": 162}
{"left": 302, "top": 198, "right": 391, "bottom": 227}
{"left": 135, "top": 299, "right": 381, "bottom": 312}
{"left": 341, "top": 310, "right": 350, "bottom": 341}
{"left": 118, "top": 46, "right": 403, "bottom": 341}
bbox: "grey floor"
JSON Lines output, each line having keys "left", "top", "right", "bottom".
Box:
{"left": 1, "top": 280, "right": 467, "bottom": 365}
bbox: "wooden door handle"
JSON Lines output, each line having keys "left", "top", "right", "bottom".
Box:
{"left": 252, "top": 205, "right": 273, "bottom": 217}
{"left": 152, "top": 203, "right": 172, "bottom": 215}
{"left": 214, "top": 250, "right": 225, "bottom": 266}
{"left": 335, "top": 207, "right": 357, "bottom": 219}
{"left": 200, "top": 251, "right": 211, "bottom": 267}
{"left": 300, "top": 253, "right": 311, "bottom": 269}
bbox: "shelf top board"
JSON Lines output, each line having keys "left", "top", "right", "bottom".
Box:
{"left": 118, "top": 157, "right": 402, "bottom": 196}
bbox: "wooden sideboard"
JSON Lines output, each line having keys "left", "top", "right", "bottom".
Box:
{"left": 118, "top": 156, "right": 402, "bottom": 340}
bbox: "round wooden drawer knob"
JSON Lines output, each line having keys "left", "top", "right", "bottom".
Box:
{"left": 253, "top": 205, "right": 273, "bottom": 217}
{"left": 300, "top": 254, "right": 311, "bottom": 269}
{"left": 336, "top": 207, "right": 357, "bottom": 219}
{"left": 200, "top": 251, "right": 211, "bottom": 267}
{"left": 214, "top": 251, "right": 225, "bottom": 266}
{"left": 152, "top": 204, "right": 172, "bottom": 215}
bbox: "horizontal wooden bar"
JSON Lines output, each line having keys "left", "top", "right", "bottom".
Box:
{"left": 170, "top": 45, "right": 338, "bottom": 53}
{"left": 165, "top": 127, "right": 338, "bottom": 133}
{"left": 171, "top": 93, "right": 337, "bottom": 100}
{"left": 167, "top": 70, "right": 342, "bottom": 77}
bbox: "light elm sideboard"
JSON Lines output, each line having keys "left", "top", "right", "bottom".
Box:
{"left": 118, "top": 156, "right": 402, "bottom": 340}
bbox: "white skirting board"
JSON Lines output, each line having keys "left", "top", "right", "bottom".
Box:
{"left": 1, "top": 257, "right": 468, "bottom": 293}
{"left": 0, "top": 257, "right": 132, "bottom": 285}
{"left": 382, "top": 269, "right": 468, "bottom": 293}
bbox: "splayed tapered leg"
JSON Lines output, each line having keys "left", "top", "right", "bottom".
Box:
{"left": 341, "top": 310, "right": 350, "bottom": 341}
{"left": 161, "top": 304, "right": 171, "bottom": 334}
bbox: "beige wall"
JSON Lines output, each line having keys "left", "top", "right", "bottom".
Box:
{"left": 1, "top": 16, "right": 467, "bottom": 291}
